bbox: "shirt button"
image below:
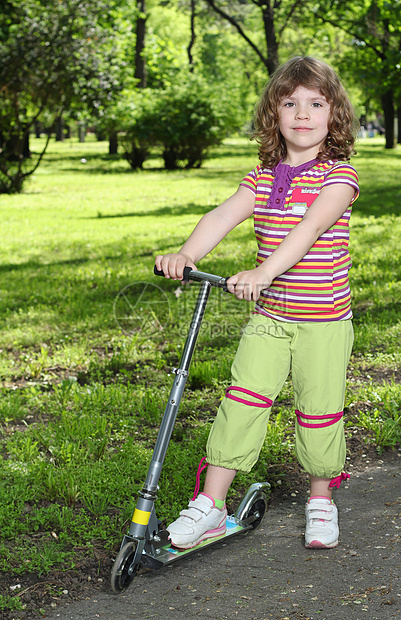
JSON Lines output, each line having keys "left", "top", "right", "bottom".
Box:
{"left": 278, "top": 187, "right": 284, "bottom": 193}
{"left": 275, "top": 198, "right": 280, "bottom": 204}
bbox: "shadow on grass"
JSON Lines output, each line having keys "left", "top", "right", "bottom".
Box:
{"left": 92, "top": 191, "right": 401, "bottom": 219}
{"left": 54, "top": 162, "right": 249, "bottom": 180}
{"left": 353, "top": 194, "right": 401, "bottom": 218}
{"left": 353, "top": 300, "right": 401, "bottom": 326}
{"left": 91, "top": 203, "right": 213, "bottom": 219}
{"left": 355, "top": 143, "right": 399, "bottom": 157}
{"left": 38, "top": 143, "right": 256, "bottom": 175}
{"left": 0, "top": 249, "right": 162, "bottom": 273}
{"left": 0, "top": 257, "right": 92, "bottom": 273}
{"left": 38, "top": 153, "right": 133, "bottom": 175}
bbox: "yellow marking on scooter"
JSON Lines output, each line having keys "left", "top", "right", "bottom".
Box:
{"left": 132, "top": 508, "right": 151, "bottom": 525}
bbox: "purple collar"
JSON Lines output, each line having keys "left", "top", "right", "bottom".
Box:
{"left": 272, "top": 158, "right": 319, "bottom": 178}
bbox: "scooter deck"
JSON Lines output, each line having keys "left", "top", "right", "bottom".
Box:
{"left": 140, "top": 515, "right": 252, "bottom": 569}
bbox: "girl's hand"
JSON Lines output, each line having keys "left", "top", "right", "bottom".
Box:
{"left": 226, "top": 267, "right": 273, "bottom": 301}
{"left": 155, "top": 253, "right": 196, "bottom": 280}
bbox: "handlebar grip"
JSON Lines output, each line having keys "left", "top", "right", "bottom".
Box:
{"left": 153, "top": 265, "right": 192, "bottom": 281}
{"left": 182, "top": 266, "right": 192, "bottom": 281}
{"left": 153, "top": 265, "right": 165, "bottom": 277}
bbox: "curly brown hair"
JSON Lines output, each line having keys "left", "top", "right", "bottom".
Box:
{"left": 252, "top": 56, "right": 358, "bottom": 169}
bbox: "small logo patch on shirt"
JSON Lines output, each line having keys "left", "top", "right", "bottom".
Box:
{"left": 291, "top": 187, "right": 320, "bottom": 208}
{"left": 292, "top": 202, "right": 307, "bottom": 216}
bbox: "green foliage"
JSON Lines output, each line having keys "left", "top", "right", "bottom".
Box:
{"left": 155, "top": 75, "right": 242, "bottom": 170}
{"left": 0, "top": 0, "right": 126, "bottom": 193}
{"left": 0, "top": 594, "right": 24, "bottom": 612}
{"left": 122, "top": 74, "right": 242, "bottom": 170}
{"left": 307, "top": 0, "right": 401, "bottom": 146}
{"left": 144, "top": 4, "right": 190, "bottom": 88}
{"left": 347, "top": 381, "right": 401, "bottom": 452}
{"left": 119, "top": 89, "right": 158, "bottom": 169}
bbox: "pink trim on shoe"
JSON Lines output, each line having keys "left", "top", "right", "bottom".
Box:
{"left": 198, "top": 492, "right": 225, "bottom": 508}
{"left": 180, "top": 524, "right": 226, "bottom": 549}
{"left": 171, "top": 515, "right": 227, "bottom": 549}
{"left": 309, "top": 496, "right": 331, "bottom": 502}
{"left": 306, "top": 539, "right": 338, "bottom": 549}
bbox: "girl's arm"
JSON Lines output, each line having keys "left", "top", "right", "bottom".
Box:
{"left": 155, "top": 186, "right": 255, "bottom": 280}
{"left": 228, "top": 183, "right": 355, "bottom": 301}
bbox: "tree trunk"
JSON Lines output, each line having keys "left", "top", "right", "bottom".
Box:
{"left": 397, "top": 104, "right": 401, "bottom": 144}
{"left": 381, "top": 89, "right": 395, "bottom": 149}
{"left": 55, "top": 117, "right": 64, "bottom": 141}
{"left": 109, "top": 131, "right": 118, "bottom": 155}
{"left": 78, "top": 124, "right": 86, "bottom": 143}
{"left": 22, "top": 129, "right": 31, "bottom": 159}
{"left": 261, "top": 1, "right": 279, "bottom": 75}
{"left": 188, "top": 0, "right": 196, "bottom": 71}
{"left": 135, "top": 0, "right": 147, "bottom": 88}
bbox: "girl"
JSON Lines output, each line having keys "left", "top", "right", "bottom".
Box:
{"left": 155, "top": 56, "right": 359, "bottom": 550}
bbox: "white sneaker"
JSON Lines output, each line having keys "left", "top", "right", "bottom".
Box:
{"left": 305, "top": 499, "right": 339, "bottom": 549}
{"left": 167, "top": 493, "right": 227, "bottom": 549}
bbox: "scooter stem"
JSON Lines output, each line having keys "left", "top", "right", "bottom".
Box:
{"left": 128, "top": 280, "right": 212, "bottom": 538}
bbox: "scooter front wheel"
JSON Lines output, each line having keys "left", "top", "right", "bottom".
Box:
{"left": 110, "top": 541, "right": 139, "bottom": 593}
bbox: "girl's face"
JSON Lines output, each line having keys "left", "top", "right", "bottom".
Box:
{"left": 278, "top": 85, "right": 330, "bottom": 163}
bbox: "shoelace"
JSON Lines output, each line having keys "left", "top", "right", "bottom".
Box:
{"left": 191, "top": 457, "right": 208, "bottom": 501}
{"left": 329, "top": 472, "right": 350, "bottom": 488}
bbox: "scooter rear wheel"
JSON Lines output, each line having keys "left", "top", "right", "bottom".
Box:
{"left": 110, "top": 541, "right": 139, "bottom": 593}
{"left": 241, "top": 491, "right": 268, "bottom": 530}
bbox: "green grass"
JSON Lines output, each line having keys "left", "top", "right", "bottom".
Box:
{"left": 1, "top": 135, "right": 401, "bottom": 611}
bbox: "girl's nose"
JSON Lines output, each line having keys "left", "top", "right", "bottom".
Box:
{"left": 295, "top": 106, "right": 310, "bottom": 119}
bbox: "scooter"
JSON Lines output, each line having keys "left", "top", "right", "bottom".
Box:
{"left": 110, "top": 267, "right": 270, "bottom": 593}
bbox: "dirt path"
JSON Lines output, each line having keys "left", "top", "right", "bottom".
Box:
{"left": 43, "top": 449, "right": 401, "bottom": 620}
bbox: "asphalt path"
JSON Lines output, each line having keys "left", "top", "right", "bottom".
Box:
{"left": 45, "top": 449, "right": 401, "bottom": 620}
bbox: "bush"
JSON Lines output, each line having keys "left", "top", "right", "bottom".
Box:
{"left": 155, "top": 76, "right": 241, "bottom": 169}
{"left": 122, "top": 75, "right": 242, "bottom": 170}
{"left": 119, "top": 91, "right": 158, "bottom": 170}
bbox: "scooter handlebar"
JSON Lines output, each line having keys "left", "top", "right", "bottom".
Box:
{"left": 153, "top": 265, "right": 228, "bottom": 291}
{"left": 153, "top": 265, "right": 192, "bottom": 281}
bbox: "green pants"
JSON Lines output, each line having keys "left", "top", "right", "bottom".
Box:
{"left": 206, "top": 314, "right": 353, "bottom": 479}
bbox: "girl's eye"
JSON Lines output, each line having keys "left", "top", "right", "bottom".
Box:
{"left": 283, "top": 101, "right": 295, "bottom": 107}
{"left": 312, "top": 102, "right": 323, "bottom": 107}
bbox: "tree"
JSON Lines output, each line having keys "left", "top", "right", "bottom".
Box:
{"left": 0, "top": 0, "right": 124, "bottom": 193}
{"left": 193, "top": 0, "right": 401, "bottom": 146}
{"left": 202, "top": 0, "right": 310, "bottom": 76}
{"left": 309, "top": 0, "right": 401, "bottom": 148}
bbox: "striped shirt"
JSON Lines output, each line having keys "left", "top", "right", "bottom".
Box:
{"left": 240, "top": 158, "right": 359, "bottom": 322}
